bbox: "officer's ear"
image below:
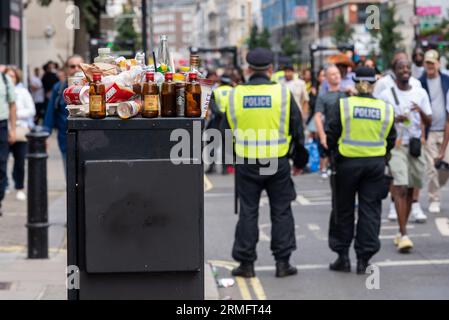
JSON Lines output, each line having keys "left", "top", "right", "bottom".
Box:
{"left": 267, "top": 64, "right": 273, "bottom": 77}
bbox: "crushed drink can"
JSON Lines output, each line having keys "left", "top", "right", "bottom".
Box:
{"left": 63, "top": 85, "right": 89, "bottom": 105}
{"left": 117, "top": 101, "right": 141, "bottom": 119}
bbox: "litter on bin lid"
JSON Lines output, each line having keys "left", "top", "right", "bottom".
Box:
{"left": 217, "top": 278, "right": 235, "bottom": 288}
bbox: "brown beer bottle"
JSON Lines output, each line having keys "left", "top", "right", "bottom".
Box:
{"left": 89, "top": 73, "right": 106, "bottom": 119}
{"left": 161, "top": 72, "right": 176, "bottom": 117}
{"left": 185, "top": 73, "right": 202, "bottom": 117}
{"left": 142, "top": 72, "right": 159, "bottom": 118}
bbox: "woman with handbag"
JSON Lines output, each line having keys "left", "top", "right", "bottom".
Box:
{"left": 5, "top": 67, "right": 36, "bottom": 201}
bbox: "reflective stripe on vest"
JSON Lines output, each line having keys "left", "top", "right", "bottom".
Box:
{"left": 338, "top": 96, "right": 394, "bottom": 157}
{"left": 227, "top": 84, "right": 291, "bottom": 159}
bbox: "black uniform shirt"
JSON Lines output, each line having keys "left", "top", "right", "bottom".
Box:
{"left": 326, "top": 93, "right": 397, "bottom": 157}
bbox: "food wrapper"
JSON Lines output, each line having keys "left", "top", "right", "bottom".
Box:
{"left": 105, "top": 83, "right": 136, "bottom": 103}
{"left": 80, "top": 63, "right": 118, "bottom": 82}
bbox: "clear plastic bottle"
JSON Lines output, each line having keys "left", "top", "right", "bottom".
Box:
{"left": 94, "top": 48, "right": 115, "bottom": 65}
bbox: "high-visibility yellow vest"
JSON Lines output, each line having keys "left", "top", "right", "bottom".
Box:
{"left": 271, "top": 71, "right": 299, "bottom": 83}
{"left": 338, "top": 96, "right": 394, "bottom": 158}
{"left": 213, "top": 85, "right": 233, "bottom": 113}
{"left": 226, "top": 84, "right": 292, "bottom": 159}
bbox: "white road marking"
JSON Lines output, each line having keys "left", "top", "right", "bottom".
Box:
{"left": 436, "top": 218, "right": 449, "bottom": 236}
{"left": 210, "top": 258, "right": 449, "bottom": 273}
{"left": 379, "top": 233, "right": 431, "bottom": 240}
{"left": 307, "top": 224, "right": 320, "bottom": 231}
{"left": 381, "top": 225, "right": 414, "bottom": 230}
{"left": 296, "top": 195, "right": 311, "bottom": 205}
{"left": 259, "top": 223, "right": 271, "bottom": 242}
{"left": 253, "top": 259, "right": 449, "bottom": 272}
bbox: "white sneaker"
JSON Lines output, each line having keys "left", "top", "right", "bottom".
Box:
{"left": 388, "top": 203, "right": 397, "bottom": 221}
{"left": 16, "top": 190, "right": 26, "bottom": 201}
{"left": 320, "top": 171, "right": 329, "bottom": 179}
{"left": 411, "top": 202, "right": 427, "bottom": 223}
{"left": 428, "top": 202, "right": 441, "bottom": 214}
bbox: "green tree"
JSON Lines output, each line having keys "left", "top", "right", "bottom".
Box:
{"left": 246, "top": 26, "right": 271, "bottom": 49}
{"left": 258, "top": 28, "right": 272, "bottom": 49}
{"left": 370, "top": 4, "right": 403, "bottom": 70}
{"left": 247, "top": 25, "right": 260, "bottom": 50}
{"left": 113, "top": 5, "right": 140, "bottom": 52}
{"left": 33, "top": 0, "right": 106, "bottom": 59}
{"left": 281, "top": 35, "right": 297, "bottom": 57}
{"left": 331, "top": 14, "right": 354, "bottom": 46}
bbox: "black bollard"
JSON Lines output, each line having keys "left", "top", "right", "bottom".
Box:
{"left": 26, "top": 126, "right": 50, "bottom": 259}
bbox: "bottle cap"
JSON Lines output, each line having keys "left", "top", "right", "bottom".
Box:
{"left": 146, "top": 72, "right": 155, "bottom": 81}
{"left": 93, "top": 73, "right": 102, "bottom": 81}
{"left": 165, "top": 72, "right": 173, "bottom": 81}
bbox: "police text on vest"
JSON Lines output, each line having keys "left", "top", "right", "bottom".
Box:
{"left": 353, "top": 106, "right": 381, "bottom": 120}
{"left": 243, "top": 96, "right": 272, "bottom": 108}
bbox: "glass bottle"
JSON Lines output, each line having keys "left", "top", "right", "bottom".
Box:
{"left": 185, "top": 73, "right": 202, "bottom": 117}
{"left": 89, "top": 73, "right": 106, "bottom": 119}
{"left": 161, "top": 72, "right": 176, "bottom": 117}
{"left": 142, "top": 72, "right": 159, "bottom": 118}
{"left": 157, "top": 35, "right": 171, "bottom": 73}
{"left": 189, "top": 54, "right": 200, "bottom": 75}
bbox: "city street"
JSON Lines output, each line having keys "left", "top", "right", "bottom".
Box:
{"left": 205, "top": 172, "right": 449, "bottom": 300}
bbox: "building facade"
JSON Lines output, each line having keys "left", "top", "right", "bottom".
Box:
{"left": 0, "top": 0, "right": 23, "bottom": 67}
{"left": 317, "top": 0, "right": 383, "bottom": 57}
{"left": 24, "top": 0, "right": 75, "bottom": 74}
{"left": 261, "top": 0, "right": 317, "bottom": 65}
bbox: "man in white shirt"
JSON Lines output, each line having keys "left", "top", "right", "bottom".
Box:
{"left": 280, "top": 65, "right": 309, "bottom": 118}
{"left": 373, "top": 52, "right": 422, "bottom": 99}
{"left": 379, "top": 57, "right": 432, "bottom": 253}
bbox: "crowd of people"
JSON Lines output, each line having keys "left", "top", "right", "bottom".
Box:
{"left": 0, "top": 57, "right": 82, "bottom": 215}
{"left": 204, "top": 46, "right": 449, "bottom": 261}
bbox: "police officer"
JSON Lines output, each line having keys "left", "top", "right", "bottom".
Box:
{"left": 207, "top": 74, "right": 234, "bottom": 174}
{"left": 225, "top": 48, "right": 307, "bottom": 278}
{"left": 326, "top": 67, "right": 397, "bottom": 274}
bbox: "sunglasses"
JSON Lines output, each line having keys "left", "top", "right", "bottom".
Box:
{"left": 69, "top": 64, "right": 80, "bottom": 69}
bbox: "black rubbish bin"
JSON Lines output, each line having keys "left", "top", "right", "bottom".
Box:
{"left": 67, "top": 117, "right": 204, "bottom": 300}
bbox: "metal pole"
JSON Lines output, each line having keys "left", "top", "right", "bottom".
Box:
{"left": 26, "top": 126, "right": 50, "bottom": 259}
{"left": 142, "top": 0, "right": 148, "bottom": 57}
{"left": 149, "top": 0, "right": 154, "bottom": 50}
{"left": 413, "top": 0, "right": 418, "bottom": 46}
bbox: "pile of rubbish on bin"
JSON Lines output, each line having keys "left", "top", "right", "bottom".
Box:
{"left": 65, "top": 35, "right": 213, "bottom": 120}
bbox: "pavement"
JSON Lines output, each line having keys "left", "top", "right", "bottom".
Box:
{"left": 0, "top": 135, "right": 67, "bottom": 300}
{"left": 205, "top": 170, "right": 449, "bottom": 300}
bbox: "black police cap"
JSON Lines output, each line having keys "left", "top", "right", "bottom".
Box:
{"left": 246, "top": 48, "right": 274, "bottom": 71}
{"left": 352, "top": 66, "right": 376, "bottom": 83}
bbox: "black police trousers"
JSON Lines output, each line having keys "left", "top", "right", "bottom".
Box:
{"left": 328, "top": 157, "right": 385, "bottom": 261}
{"left": 232, "top": 157, "right": 297, "bottom": 263}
